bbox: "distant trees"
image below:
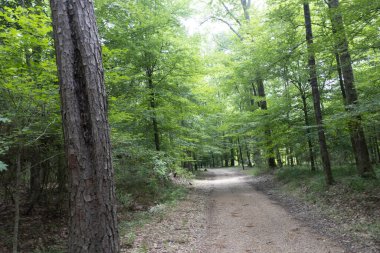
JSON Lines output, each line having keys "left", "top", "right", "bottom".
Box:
{"left": 201, "top": 0, "right": 378, "bottom": 180}
{"left": 96, "top": 0, "right": 205, "bottom": 167}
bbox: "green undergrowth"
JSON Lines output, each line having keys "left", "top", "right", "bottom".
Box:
{"left": 118, "top": 184, "right": 188, "bottom": 248}
{"left": 110, "top": 146, "right": 194, "bottom": 247}
{"left": 274, "top": 165, "right": 380, "bottom": 197}
{"left": 245, "top": 166, "right": 273, "bottom": 177}
{"left": 274, "top": 164, "right": 380, "bottom": 243}
{"left": 113, "top": 147, "right": 193, "bottom": 209}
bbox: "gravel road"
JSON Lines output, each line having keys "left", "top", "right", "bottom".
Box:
{"left": 194, "top": 168, "right": 345, "bottom": 253}
{"left": 125, "top": 168, "right": 348, "bottom": 252}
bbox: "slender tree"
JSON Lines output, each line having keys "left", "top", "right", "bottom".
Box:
{"left": 303, "top": 2, "right": 334, "bottom": 185}
{"left": 256, "top": 78, "right": 277, "bottom": 168}
{"left": 326, "top": 0, "right": 376, "bottom": 178}
{"left": 49, "top": 0, "right": 119, "bottom": 252}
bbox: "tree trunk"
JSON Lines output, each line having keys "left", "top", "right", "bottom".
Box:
{"left": 334, "top": 51, "right": 359, "bottom": 166}
{"left": 327, "top": 0, "right": 375, "bottom": 178}
{"left": 257, "top": 78, "right": 276, "bottom": 168}
{"left": 253, "top": 147, "right": 262, "bottom": 167}
{"left": 12, "top": 148, "right": 21, "bottom": 253}
{"left": 275, "top": 147, "right": 283, "bottom": 168}
{"left": 230, "top": 141, "right": 235, "bottom": 167}
{"left": 300, "top": 93, "right": 316, "bottom": 171}
{"left": 375, "top": 136, "right": 380, "bottom": 164}
{"left": 303, "top": 2, "right": 334, "bottom": 185}
{"left": 240, "top": 0, "right": 251, "bottom": 21}
{"left": 147, "top": 71, "right": 160, "bottom": 151}
{"left": 193, "top": 152, "right": 198, "bottom": 171}
{"left": 56, "top": 153, "right": 67, "bottom": 212}
{"left": 246, "top": 145, "right": 253, "bottom": 167}
{"left": 289, "top": 147, "right": 294, "bottom": 167}
{"left": 50, "top": 1, "right": 119, "bottom": 252}
{"left": 237, "top": 137, "right": 245, "bottom": 170}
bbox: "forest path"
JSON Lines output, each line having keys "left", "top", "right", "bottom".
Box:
{"left": 195, "top": 168, "right": 345, "bottom": 253}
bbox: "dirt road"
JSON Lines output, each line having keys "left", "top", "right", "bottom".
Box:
{"left": 126, "top": 168, "right": 348, "bottom": 252}
{"left": 194, "top": 168, "right": 345, "bottom": 253}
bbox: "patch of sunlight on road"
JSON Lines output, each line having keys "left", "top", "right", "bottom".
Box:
{"left": 193, "top": 175, "right": 251, "bottom": 188}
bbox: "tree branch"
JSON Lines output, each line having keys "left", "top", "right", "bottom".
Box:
{"left": 201, "top": 16, "right": 243, "bottom": 40}
{"left": 219, "top": 0, "right": 242, "bottom": 27}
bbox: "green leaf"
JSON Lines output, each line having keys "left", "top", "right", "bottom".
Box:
{"left": 0, "top": 161, "right": 8, "bottom": 172}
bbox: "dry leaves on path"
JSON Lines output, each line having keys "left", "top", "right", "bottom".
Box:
{"left": 121, "top": 188, "right": 209, "bottom": 253}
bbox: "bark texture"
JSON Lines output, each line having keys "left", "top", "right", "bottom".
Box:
{"left": 303, "top": 2, "right": 334, "bottom": 185}
{"left": 327, "top": 0, "right": 375, "bottom": 178}
{"left": 50, "top": 1, "right": 119, "bottom": 252}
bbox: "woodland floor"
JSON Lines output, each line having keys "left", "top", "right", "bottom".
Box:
{"left": 1, "top": 167, "right": 379, "bottom": 252}
{"left": 124, "top": 168, "right": 380, "bottom": 253}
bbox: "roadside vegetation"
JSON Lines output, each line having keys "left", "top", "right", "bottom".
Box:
{"left": 248, "top": 164, "right": 380, "bottom": 247}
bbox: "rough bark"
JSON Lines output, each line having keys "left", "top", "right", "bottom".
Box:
{"left": 49, "top": 1, "right": 119, "bottom": 252}
{"left": 327, "top": 0, "right": 375, "bottom": 178}
{"left": 303, "top": 2, "right": 334, "bottom": 185}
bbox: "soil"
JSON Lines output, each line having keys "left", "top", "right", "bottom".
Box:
{"left": 125, "top": 168, "right": 377, "bottom": 253}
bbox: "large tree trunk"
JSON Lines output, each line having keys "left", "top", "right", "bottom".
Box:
{"left": 50, "top": 1, "right": 119, "bottom": 252}
{"left": 303, "top": 2, "right": 334, "bottom": 185}
{"left": 327, "top": 0, "right": 375, "bottom": 178}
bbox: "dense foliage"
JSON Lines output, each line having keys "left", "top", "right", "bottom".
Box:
{"left": 0, "top": 0, "right": 379, "bottom": 251}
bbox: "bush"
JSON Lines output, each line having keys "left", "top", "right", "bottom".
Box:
{"left": 113, "top": 146, "right": 189, "bottom": 208}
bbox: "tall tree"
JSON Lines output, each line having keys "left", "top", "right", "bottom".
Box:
{"left": 326, "top": 0, "right": 376, "bottom": 178}
{"left": 238, "top": 0, "right": 276, "bottom": 168}
{"left": 49, "top": 0, "right": 119, "bottom": 252}
{"left": 303, "top": 2, "right": 334, "bottom": 185}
